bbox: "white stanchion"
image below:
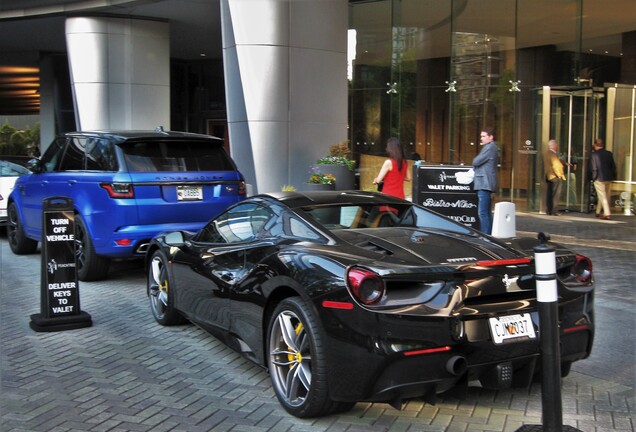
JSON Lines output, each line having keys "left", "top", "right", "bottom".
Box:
{"left": 491, "top": 201, "right": 516, "bottom": 238}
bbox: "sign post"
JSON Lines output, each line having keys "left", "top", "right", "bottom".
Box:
{"left": 515, "top": 233, "right": 581, "bottom": 432}
{"left": 30, "top": 197, "right": 92, "bottom": 332}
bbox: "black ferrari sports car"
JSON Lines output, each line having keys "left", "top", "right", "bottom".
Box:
{"left": 145, "top": 191, "right": 594, "bottom": 418}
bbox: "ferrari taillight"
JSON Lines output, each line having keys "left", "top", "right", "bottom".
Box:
{"left": 572, "top": 254, "right": 593, "bottom": 283}
{"left": 101, "top": 182, "right": 134, "bottom": 198}
{"left": 346, "top": 267, "right": 385, "bottom": 305}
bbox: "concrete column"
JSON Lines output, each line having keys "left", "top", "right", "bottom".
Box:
{"left": 65, "top": 17, "right": 170, "bottom": 130}
{"left": 221, "top": 0, "right": 348, "bottom": 193}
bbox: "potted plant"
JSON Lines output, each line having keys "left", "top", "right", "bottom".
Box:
{"left": 303, "top": 165, "right": 336, "bottom": 191}
{"left": 316, "top": 140, "right": 356, "bottom": 190}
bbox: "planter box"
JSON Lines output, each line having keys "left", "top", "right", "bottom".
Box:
{"left": 319, "top": 164, "right": 355, "bottom": 190}
{"left": 301, "top": 183, "right": 335, "bottom": 191}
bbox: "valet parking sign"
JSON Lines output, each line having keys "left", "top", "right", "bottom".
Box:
{"left": 30, "top": 197, "right": 92, "bottom": 332}
{"left": 45, "top": 212, "right": 78, "bottom": 315}
{"left": 413, "top": 164, "right": 479, "bottom": 229}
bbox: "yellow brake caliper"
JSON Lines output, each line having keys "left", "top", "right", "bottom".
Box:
{"left": 159, "top": 279, "right": 168, "bottom": 294}
{"left": 287, "top": 323, "right": 303, "bottom": 366}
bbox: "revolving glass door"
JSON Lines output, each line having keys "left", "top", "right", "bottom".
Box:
{"left": 534, "top": 86, "right": 603, "bottom": 213}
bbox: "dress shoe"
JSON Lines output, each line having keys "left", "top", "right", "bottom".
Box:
{"left": 601, "top": 215, "right": 611, "bottom": 220}
{"left": 595, "top": 213, "right": 601, "bottom": 218}
{"left": 553, "top": 212, "right": 561, "bottom": 216}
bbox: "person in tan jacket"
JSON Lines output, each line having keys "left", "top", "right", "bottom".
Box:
{"left": 545, "top": 139, "right": 566, "bottom": 216}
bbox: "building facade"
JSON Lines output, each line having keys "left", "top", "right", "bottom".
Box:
{"left": 348, "top": 0, "right": 636, "bottom": 214}
{"left": 1, "top": 0, "right": 635, "bottom": 212}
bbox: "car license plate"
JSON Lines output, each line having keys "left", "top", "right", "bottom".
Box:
{"left": 176, "top": 185, "right": 203, "bottom": 201}
{"left": 488, "top": 313, "right": 536, "bottom": 344}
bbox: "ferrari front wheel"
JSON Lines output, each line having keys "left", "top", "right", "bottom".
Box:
{"left": 148, "top": 250, "right": 185, "bottom": 325}
{"left": 267, "top": 297, "right": 354, "bottom": 418}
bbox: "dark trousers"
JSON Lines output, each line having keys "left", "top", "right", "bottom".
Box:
{"left": 546, "top": 178, "right": 563, "bottom": 215}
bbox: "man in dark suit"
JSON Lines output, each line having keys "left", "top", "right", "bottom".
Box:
{"left": 589, "top": 138, "right": 617, "bottom": 220}
{"left": 473, "top": 127, "right": 499, "bottom": 234}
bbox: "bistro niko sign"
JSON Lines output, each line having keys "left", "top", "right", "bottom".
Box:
{"left": 30, "top": 197, "right": 92, "bottom": 332}
{"left": 413, "top": 164, "right": 479, "bottom": 228}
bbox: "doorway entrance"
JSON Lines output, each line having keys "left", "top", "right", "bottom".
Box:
{"left": 533, "top": 86, "right": 604, "bottom": 213}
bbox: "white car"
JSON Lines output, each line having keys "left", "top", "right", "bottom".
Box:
{"left": 0, "top": 159, "right": 31, "bottom": 225}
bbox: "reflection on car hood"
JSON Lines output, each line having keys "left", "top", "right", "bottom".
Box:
{"left": 335, "top": 227, "right": 521, "bottom": 265}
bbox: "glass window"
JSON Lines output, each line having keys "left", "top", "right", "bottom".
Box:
{"left": 301, "top": 202, "right": 471, "bottom": 234}
{"left": 197, "top": 203, "right": 273, "bottom": 244}
{"left": 40, "top": 137, "right": 66, "bottom": 172}
{"left": 86, "top": 138, "right": 117, "bottom": 171}
{"left": 121, "top": 140, "right": 236, "bottom": 172}
{"left": 58, "top": 137, "right": 86, "bottom": 170}
{"left": 0, "top": 161, "right": 30, "bottom": 176}
{"left": 263, "top": 210, "right": 324, "bottom": 241}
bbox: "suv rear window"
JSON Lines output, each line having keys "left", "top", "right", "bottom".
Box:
{"left": 121, "top": 140, "right": 236, "bottom": 172}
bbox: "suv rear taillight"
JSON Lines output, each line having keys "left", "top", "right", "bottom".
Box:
{"left": 101, "top": 183, "right": 135, "bottom": 198}
{"left": 238, "top": 180, "right": 246, "bottom": 195}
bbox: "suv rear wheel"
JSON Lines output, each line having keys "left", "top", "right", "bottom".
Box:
{"left": 7, "top": 202, "right": 38, "bottom": 254}
{"left": 75, "top": 215, "right": 110, "bottom": 281}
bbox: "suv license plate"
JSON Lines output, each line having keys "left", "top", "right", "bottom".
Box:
{"left": 488, "top": 313, "right": 536, "bottom": 344}
{"left": 177, "top": 185, "right": 203, "bottom": 201}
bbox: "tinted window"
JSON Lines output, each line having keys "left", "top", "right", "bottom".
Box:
{"left": 58, "top": 137, "right": 85, "bottom": 170}
{"left": 197, "top": 203, "right": 273, "bottom": 244}
{"left": 121, "top": 140, "right": 236, "bottom": 172}
{"left": 0, "top": 161, "right": 30, "bottom": 176}
{"left": 261, "top": 211, "right": 323, "bottom": 241}
{"left": 301, "top": 203, "right": 473, "bottom": 234}
{"left": 86, "top": 138, "right": 117, "bottom": 171}
{"left": 41, "top": 137, "right": 66, "bottom": 172}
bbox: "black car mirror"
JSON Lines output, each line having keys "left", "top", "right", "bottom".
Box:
{"left": 27, "top": 158, "right": 42, "bottom": 173}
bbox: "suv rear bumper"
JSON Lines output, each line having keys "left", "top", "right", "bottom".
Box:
{"left": 93, "top": 221, "right": 206, "bottom": 258}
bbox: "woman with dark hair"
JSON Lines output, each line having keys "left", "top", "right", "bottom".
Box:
{"left": 373, "top": 137, "right": 412, "bottom": 199}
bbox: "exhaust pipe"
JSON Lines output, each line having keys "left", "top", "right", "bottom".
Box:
{"left": 446, "top": 355, "right": 467, "bottom": 376}
{"left": 136, "top": 243, "right": 150, "bottom": 254}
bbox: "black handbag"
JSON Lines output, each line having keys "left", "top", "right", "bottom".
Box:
{"left": 376, "top": 181, "right": 384, "bottom": 192}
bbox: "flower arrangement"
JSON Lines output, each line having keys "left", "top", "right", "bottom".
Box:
{"left": 317, "top": 140, "right": 355, "bottom": 171}
{"left": 308, "top": 165, "right": 336, "bottom": 185}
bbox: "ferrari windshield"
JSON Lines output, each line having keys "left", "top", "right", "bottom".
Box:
{"left": 300, "top": 203, "right": 473, "bottom": 235}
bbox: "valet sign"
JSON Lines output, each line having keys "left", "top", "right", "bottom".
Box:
{"left": 413, "top": 164, "right": 479, "bottom": 229}
{"left": 44, "top": 212, "right": 79, "bottom": 315}
{"left": 30, "top": 197, "right": 92, "bottom": 332}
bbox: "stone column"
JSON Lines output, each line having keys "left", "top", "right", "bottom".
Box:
{"left": 221, "top": 0, "right": 348, "bottom": 193}
{"left": 65, "top": 17, "right": 170, "bottom": 130}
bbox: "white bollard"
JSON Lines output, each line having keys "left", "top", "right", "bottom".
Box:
{"left": 491, "top": 202, "right": 516, "bottom": 238}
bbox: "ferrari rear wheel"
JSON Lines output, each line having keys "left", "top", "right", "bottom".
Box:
{"left": 148, "top": 250, "right": 186, "bottom": 325}
{"left": 267, "top": 297, "right": 354, "bottom": 417}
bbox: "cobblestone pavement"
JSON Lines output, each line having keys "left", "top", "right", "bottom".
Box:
{"left": 1, "top": 211, "right": 634, "bottom": 432}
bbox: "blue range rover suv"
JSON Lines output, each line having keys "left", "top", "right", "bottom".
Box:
{"left": 7, "top": 130, "right": 246, "bottom": 281}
